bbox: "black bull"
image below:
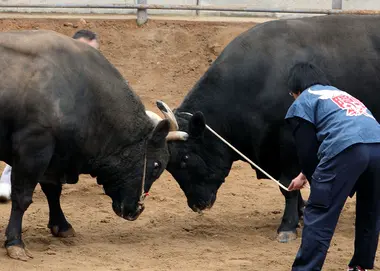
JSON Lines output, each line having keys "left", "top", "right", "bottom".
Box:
{"left": 0, "top": 30, "right": 188, "bottom": 260}
{"left": 158, "top": 14, "right": 380, "bottom": 243}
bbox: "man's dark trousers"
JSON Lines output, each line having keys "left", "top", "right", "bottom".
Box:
{"left": 292, "top": 143, "right": 380, "bottom": 270}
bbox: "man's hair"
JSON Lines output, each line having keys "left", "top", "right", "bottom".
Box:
{"left": 288, "top": 63, "right": 331, "bottom": 94}
{"left": 72, "top": 29, "right": 97, "bottom": 41}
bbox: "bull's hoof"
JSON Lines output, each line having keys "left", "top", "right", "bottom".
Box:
{"left": 50, "top": 225, "right": 76, "bottom": 238}
{"left": 277, "top": 231, "right": 297, "bottom": 243}
{"left": 7, "top": 246, "right": 33, "bottom": 261}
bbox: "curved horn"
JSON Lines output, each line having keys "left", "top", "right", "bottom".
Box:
{"left": 166, "top": 131, "right": 189, "bottom": 141}
{"left": 146, "top": 110, "right": 163, "bottom": 126}
{"left": 156, "top": 100, "right": 179, "bottom": 131}
{"left": 146, "top": 110, "right": 188, "bottom": 141}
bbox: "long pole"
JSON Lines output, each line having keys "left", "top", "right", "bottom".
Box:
{"left": 0, "top": 4, "right": 379, "bottom": 15}
{"left": 137, "top": 0, "right": 148, "bottom": 26}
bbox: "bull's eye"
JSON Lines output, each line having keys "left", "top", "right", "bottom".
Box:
{"left": 154, "top": 162, "right": 160, "bottom": 169}
{"left": 180, "top": 155, "right": 189, "bottom": 169}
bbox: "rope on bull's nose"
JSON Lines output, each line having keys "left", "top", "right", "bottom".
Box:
{"left": 179, "top": 112, "right": 311, "bottom": 192}
{"left": 139, "top": 152, "right": 148, "bottom": 204}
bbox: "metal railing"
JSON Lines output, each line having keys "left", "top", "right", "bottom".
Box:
{"left": 0, "top": 0, "right": 379, "bottom": 25}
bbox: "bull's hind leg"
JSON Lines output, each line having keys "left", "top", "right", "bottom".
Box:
{"left": 5, "top": 128, "right": 54, "bottom": 261}
{"left": 40, "top": 183, "right": 75, "bottom": 238}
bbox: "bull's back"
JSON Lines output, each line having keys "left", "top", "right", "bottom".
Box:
{"left": 0, "top": 44, "right": 52, "bottom": 124}
{"left": 0, "top": 30, "right": 102, "bottom": 152}
{"left": 186, "top": 15, "right": 380, "bottom": 119}
{"left": 0, "top": 30, "right": 150, "bottom": 150}
{"left": 179, "top": 15, "right": 380, "bottom": 179}
{"left": 0, "top": 30, "right": 82, "bottom": 57}
{"left": 278, "top": 15, "right": 380, "bottom": 114}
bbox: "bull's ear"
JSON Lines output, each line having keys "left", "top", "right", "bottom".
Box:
{"left": 149, "top": 119, "right": 170, "bottom": 146}
{"left": 189, "top": 112, "right": 206, "bottom": 138}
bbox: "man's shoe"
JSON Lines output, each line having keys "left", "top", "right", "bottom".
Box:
{"left": 348, "top": 266, "right": 367, "bottom": 271}
{"left": 0, "top": 182, "right": 11, "bottom": 203}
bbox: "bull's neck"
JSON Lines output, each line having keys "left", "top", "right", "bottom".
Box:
{"left": 178, "top": 88, "right": 258, "bottom": 164}
{"left": 176, "top": 107, "right": 240, "bottom": 168}
{"left": 82, "top": 116, "right": 153, "bottom": 171}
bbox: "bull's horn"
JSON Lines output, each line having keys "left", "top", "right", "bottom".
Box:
{"left": 146, "top": 111, "right": 188, "bottom": 141}
{"left": 146, "top": 110, "right": 163, "bottom": 126}
{"left": 156, "top": 100, "right": 179, "bottom": 131}
{"left": 166, "top": 131, "right": 189, "bottom": 141}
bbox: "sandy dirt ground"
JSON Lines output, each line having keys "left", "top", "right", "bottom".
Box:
{"left": 0, "top": 17, "right": 373, "bottom": 271}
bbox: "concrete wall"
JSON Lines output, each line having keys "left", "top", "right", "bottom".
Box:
{"left": 0, "top": 0, "right": 378, "bottom": 17}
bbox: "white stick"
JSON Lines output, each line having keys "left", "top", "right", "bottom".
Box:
{"left": 181, "top": 112, "right": 290, "bottom": 191}
{"left": 205, "top": 124, "right": 290, "bottom": 191}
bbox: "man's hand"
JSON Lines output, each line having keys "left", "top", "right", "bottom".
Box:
{"left": 288, "top": 172, "right": 308, "bottom": 191}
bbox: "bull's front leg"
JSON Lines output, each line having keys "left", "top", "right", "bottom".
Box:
{"left": 5, "top": 128, "right": 55, "bottom": 260}
{"left": 276, "top": 176, "right": 305, "bottom": 243}
{"left": 5, "top": 173, "right": 37, "bottom": 261}
{"left": 40, "top": 183, "right": 75, "bottom": 238}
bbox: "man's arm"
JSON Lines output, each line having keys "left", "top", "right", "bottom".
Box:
{"left": 287, "top": 117, "right": 319, "bottom": 182}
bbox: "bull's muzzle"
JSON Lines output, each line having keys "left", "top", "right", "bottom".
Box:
{"left": 113, "top": 200, "right": 145, "bottom": 221}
